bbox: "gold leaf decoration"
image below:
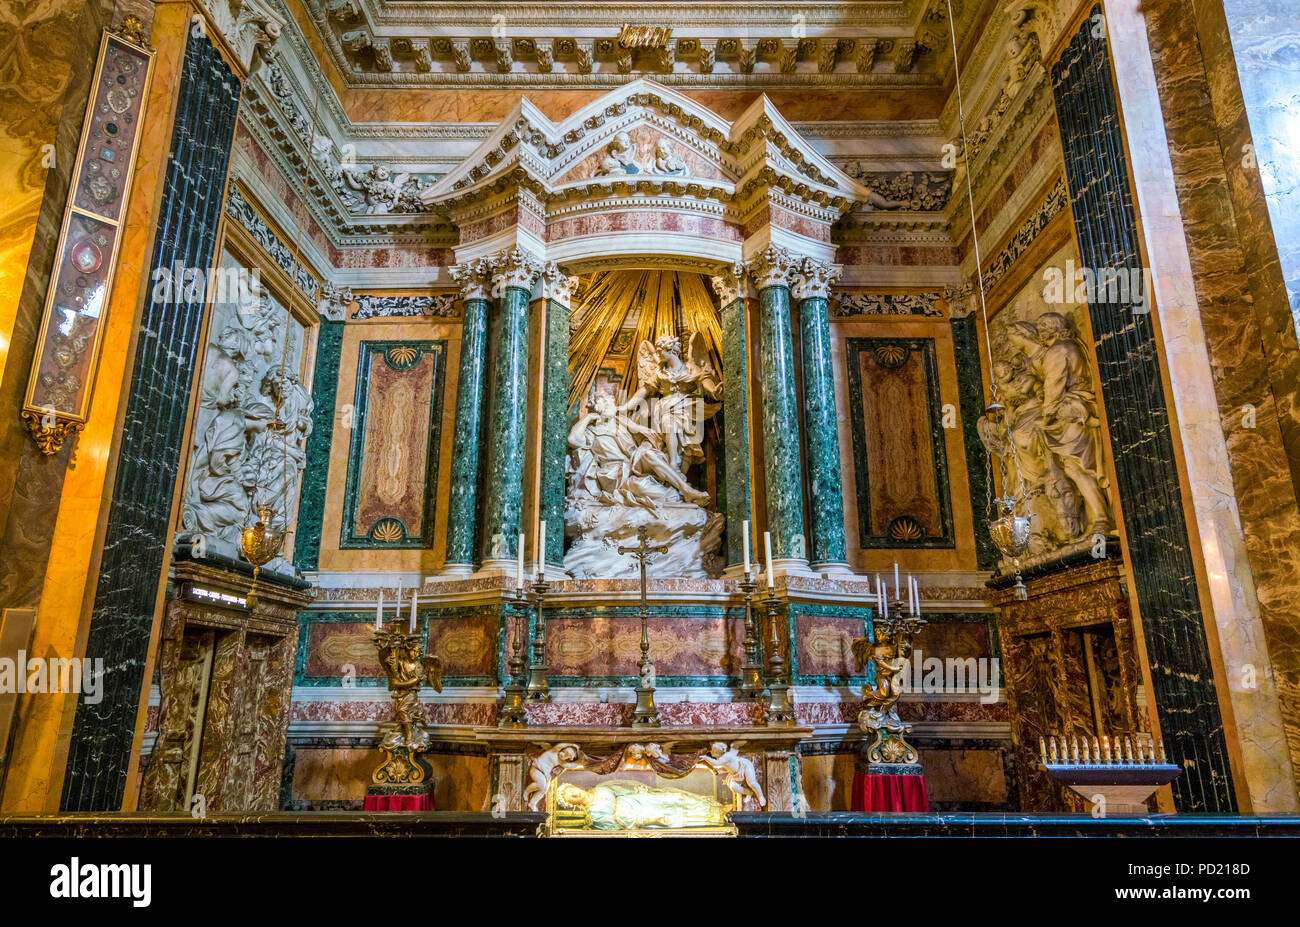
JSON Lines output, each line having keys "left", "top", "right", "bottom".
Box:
{"left": 370, "top": 517, "right": 406, "bottom": 543}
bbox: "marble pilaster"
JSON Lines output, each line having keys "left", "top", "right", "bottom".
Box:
{"left": 747, "top": 248, "right": 807, "bottom": 565}
{"left": 713, "top": 268, "right": 753, "bottom": 571}
{"left": 61, "top": 28, "right": 242, "bottom": 811}
{"left": 479, "top": 248, "right": 544, "bottom": 569}
{"left": 295, "top": 320, "right": 343, "bottom": 573}
{"left": 792, "top": 259, "right": 848, "bottom": 571}
{"left": 538, "top": 264, "right": 574, "bottom": 573}
{"left": 444, "top": 259, "right": 493, "bottom": 573}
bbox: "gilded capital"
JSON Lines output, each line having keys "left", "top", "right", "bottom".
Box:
{"left": 791, "top": 258, "right": 841, "bottom": 302}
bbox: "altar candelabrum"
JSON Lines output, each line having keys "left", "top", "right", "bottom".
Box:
{"left": 620, "top": 526, "right": 668, "bottom": 728}
{"left": 738, "top": 572, "right": 764, "bottom": 700}
{"left": 761, "top": 590, "right": 795, "bottom": 726}
{"left": 372, "top": 628, "right": 442, "bottom": 788}
{"left": 499, "top": 585, "right": 530, "bottom": 727}
{"left": 524, "top": 576, "right": 551, "bottom": 702}
{"left": 1041, "top": 733, "right": 1181, "bottom": 815}
{"left": 853, "top": 607, "right": 926, "bottom": 765}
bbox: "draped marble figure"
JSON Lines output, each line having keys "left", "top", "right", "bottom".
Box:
{"left": 564, "top": 332, "right": 724, "bottom": 578}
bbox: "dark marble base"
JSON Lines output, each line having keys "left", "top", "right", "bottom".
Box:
{"left": 731, "top": 812, "right": 1300, "bottom": 837}
{"left": 0, "top": 813, "right": 546, "bottom": 838}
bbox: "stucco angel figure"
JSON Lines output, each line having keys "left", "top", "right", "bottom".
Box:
{"left": 625, "top": 333, "right": 722, "bottom": 478}
{"left": 341, "top": 163, "right": 410, "bottom": 215}
{"left": 701, "top": 742, "right": 766, "bottom": 806}
{"left": 525, "top": 743, "right": 582, "bottom": 811}
{"left": 597, "top": 131, "right": 641, "bottom": 175}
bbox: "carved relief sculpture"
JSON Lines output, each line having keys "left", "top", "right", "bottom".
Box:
{"left": 181, "top": 260, "right": 312, "bottom": 577}
{"left": 978, "top": 307, "right": 1114, "bottom": 562}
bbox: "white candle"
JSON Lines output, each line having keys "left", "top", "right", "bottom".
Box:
{"left": 517, "top": 533, "right": 525, "bottom": 591}
{"left": 912, "top": 576, "right": 919, "bottom": 616}
{"left": 763, "top": 531, "right": 774, "bottom": 589}
{"left": 395, "top": 585, "right": 401, "bottom": 619}
{"left": 376, "top": 589, "right": 383, "bottom": 631}
{"left": 409, "top": 592, "right": 418, "bottom": 634}
{"left": 537, "top": 520, "right": 547, "bottom": 580}
{"left": 894, "top": 562, "right": 900, "bottom": 600}
{"left": 742, "top": 519, "right": 751, "bottom": 576}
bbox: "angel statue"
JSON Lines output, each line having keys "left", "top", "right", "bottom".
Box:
{"left": 376, "top": 632, "right": 443, "bottom": 747}
{"left": 701, "top": 741, "right": 766, "bottom": 806}
{"left": 525, "top": 743, "right": 582, "bottom": 811}
{"left": 341, "top": 164, "right": 410, "bottom": 215}
{"left": 625, "top": 332, "right": 722, "bottom": 478}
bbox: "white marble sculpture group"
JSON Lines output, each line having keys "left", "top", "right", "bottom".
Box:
{"left": 563, "top": 332, "right": 725, "bottom": 578}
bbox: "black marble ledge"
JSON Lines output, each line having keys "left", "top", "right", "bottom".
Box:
{"left": 731, "top": 812, "right": 1300, "bottom": 837}
{"left": 0, "top": 812, "right": 547, "bottom": 838}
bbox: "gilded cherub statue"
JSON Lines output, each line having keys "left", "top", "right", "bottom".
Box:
{"left": 376, "top": 631, "right": 443, "bottom": 747}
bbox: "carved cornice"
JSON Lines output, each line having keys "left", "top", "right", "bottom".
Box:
{"left": 301, "top": 0, "right": 941, "bottom": 89}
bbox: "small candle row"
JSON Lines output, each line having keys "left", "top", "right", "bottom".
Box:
{"left": 374, "top": 587, "right": 419, "bottom": 633}
{"left": 514, "top": 524, "right": 548, "bottom": 594}
{"left": 874, "top": 562, "right": 921, "bottom": 618}
{"left": 740, "top": 519, "right": 777, "bottom": 591}
{"left": 1040, "top": 734, "right": 1167, "bottom": 766}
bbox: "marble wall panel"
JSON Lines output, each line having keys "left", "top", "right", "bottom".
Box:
{"left": 543, "top": 607, "right": 746, "bottom": 683}
{"left": 340, "top": 340, "right": 446, "bottom": 548}
{"left": 845, "top": 337, "right": 954, "bottom": 548}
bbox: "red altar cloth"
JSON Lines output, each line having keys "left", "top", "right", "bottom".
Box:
{"left": 851, "top": 772, "right": 929, "bottom": 812}
{"left": 362, "top": 793, "right": 433, "bottom": 811}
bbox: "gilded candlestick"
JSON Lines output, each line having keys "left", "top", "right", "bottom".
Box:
{"left": 762, "top": 592, "right": 794, "bottom": 726}
{"left": 738, "top": 573, "right": 764, "bottom": 699}
{"left": 525, "top": 578, "right": 551, "bottom": 701}
{"left": 499, "top": 586, "right": 529, "bottom": 727}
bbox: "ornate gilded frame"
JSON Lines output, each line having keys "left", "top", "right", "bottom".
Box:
{"left": 21, "top": 18, "right": 156, "bottom": 455}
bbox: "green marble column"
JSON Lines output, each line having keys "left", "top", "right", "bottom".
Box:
{"left": 479, "top": 251, "right": 543, "bottom": 566}
{"left": 749, "top": 249, "right": 806, "bottom": 562}
{"left": 714, "top": 270, "right": 753, "bottom": 570}
{"left": 794, "top": 260, "right": 847, "bottom": 569}
{"left": 444, "top": 260, "right": 492, "bottom": 571}
{"left": 539, "top": 268, "right": 573, "bottom": 572}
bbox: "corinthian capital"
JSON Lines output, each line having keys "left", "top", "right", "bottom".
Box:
{"left": 791, "top": 258, "right": 842, "bottom": 301}
{"left": 710, "top": 262, "right": 748, "bottom": 306}
{"left": 489, "top": 246, "right": 546, "bottom": 297}
{"left": 744, "top": 247, "right": 799, "bottom": 291}
{"left": 449, "top": 258, "right": 493, "bottom": 301}
{"left": 538, "top": 262, "right": 578, "bottom": 308}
